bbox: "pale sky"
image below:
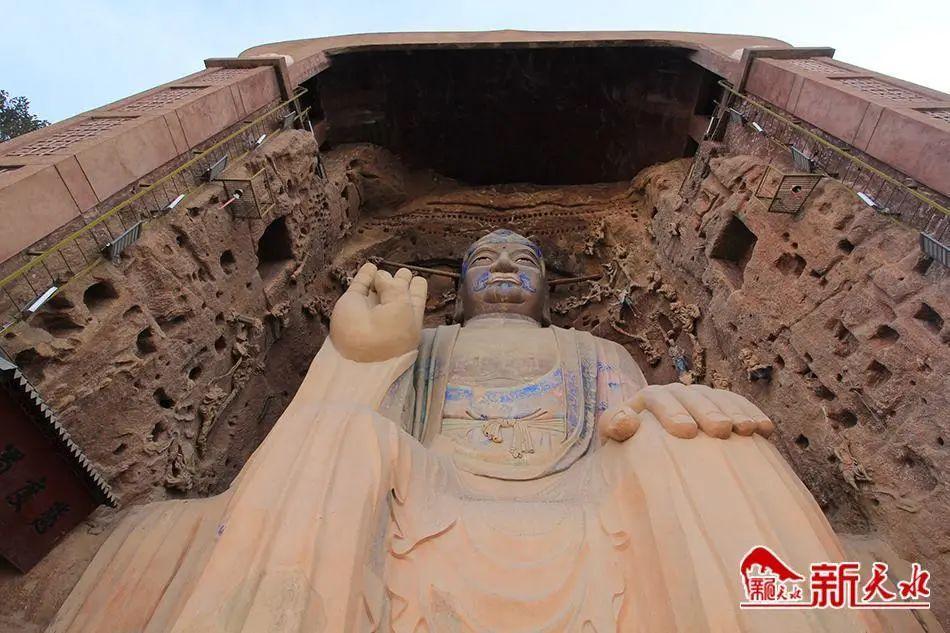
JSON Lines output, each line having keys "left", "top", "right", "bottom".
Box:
{"left": 3, "top": 0, "right": 948, "bottom": 124}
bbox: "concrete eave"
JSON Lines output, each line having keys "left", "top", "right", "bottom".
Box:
{"left": 239, "top": 29, "right": 795, "bottom": 85}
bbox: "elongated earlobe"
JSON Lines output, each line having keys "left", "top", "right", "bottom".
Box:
{"left": 453, "top": 284, "right": 465, "bottom": 323}
{"left": 540, "top": 261, "right": 551, "bottom": 326}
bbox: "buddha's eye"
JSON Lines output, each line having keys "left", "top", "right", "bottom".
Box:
{"left": 471, "top": 255, "right": 492, "bottom": 265}
{"left": 516, "top": 256, "right": 537, "bottom": 266}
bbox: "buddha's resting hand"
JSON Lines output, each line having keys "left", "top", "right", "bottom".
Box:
{"left": 329, "top": 262, "right": 428, "bottom": 362}
{"left": 599, "top": 383, "right": 775, "bottom": 442}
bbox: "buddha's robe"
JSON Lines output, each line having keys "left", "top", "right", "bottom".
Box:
{"left": 48, "top": 325, "right": 887, "bottom": 632}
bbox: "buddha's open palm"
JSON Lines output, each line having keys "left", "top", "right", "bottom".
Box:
{"left": 600, "top": 383, "right": 775, "bottom": 442}
{"left": 330, "top": 263, "right": 427, "bottom": 362}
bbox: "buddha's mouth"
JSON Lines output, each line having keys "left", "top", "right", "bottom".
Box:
{"left": 487, "top": 274, "right": 522, "bottom": 287}
{"left": 471, "top": 272, "right": 537, "bottom": 298}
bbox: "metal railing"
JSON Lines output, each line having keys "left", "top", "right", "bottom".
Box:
{"left": 0, "top": 89, "right": 308, "bottom": 335}
{"left": 718, "top": 82, "right": 950, "bottom": 253}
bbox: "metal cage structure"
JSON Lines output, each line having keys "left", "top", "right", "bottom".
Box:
{"left": 753, "top": 165, "right": 824, "bottom": 214}
{"left": 217, "top": 168, "right": 276, "bottom": 219}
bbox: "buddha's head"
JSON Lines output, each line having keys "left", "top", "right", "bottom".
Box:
{"left": 456, "top": 229, "right": 550, "bottom": 325}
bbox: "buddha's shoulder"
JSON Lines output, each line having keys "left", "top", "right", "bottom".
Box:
{"left": 420, "top": 325, "right": 459, "bottom": 347}
{"left": 551, "top": 326, "right": 633, "bottom": 356}
{"left": 421, "top": 324, "right": 625, "bottom": 347}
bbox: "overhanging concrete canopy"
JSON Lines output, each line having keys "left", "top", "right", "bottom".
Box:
{"left": 240, "top": 30, "right": 793, "bottom": 86}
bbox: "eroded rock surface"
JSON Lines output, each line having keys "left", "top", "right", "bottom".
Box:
{"left": 643, "top": 153, "right": 949, "bottom": 621}
{"left": 0, "top": 132, "right": 946, "bottom": 629}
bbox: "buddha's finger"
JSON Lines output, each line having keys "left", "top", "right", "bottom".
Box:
{"left": 348, "top": 262, "right": 377, "bottom": 296}
{"left": 694, "top": 386, "right": 756, "bottom": 436}
{"left": 598, "top": 404, "right": 641, "bottom": 443}
{"left": 721, "top": 391, "right": 774, "bottom": 437}
{"left": 393, "top": 267, "right": 413, "bottom": 286}
{"left": 667, "top": 384, "right": 733, "bottom": 438}
{"left": 409, "top": 276, "right": 428, "bottom": 319}
{"left": 374, "top": 269, "right": 400, "bottom": 304}
{"left": 385, "top": 268, "right": 412, "bottom": 302}
{"left": 629, "top": 387, "right": 698, "bottom": 439}
{"left": 366, "top": 288, "right": 380, "bottom": 308}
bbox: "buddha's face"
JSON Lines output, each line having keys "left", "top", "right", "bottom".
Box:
{"left": 459, "top": 232, "right": 547, "bottom": 323}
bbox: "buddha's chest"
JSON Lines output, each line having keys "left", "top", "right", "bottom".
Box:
{"left": 448, "top": 328, "right": 559, "bottom": 387}
{"left": 440, "top": 328, "right": 568, "bottom": 464}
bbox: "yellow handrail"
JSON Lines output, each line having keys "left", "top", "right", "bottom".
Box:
{"left": 719, "top": 81, "right": 949, "bottom": 218}
{"left": 0, "top": 88, "right": 307, "bottom": 292}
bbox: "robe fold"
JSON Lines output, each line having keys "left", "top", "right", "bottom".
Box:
{"left": 48, "top": 330, "right": 889, "bottom": 632}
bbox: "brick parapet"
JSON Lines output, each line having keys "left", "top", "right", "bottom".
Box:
{"left": 1, "top": 31, "right": 947, "bottom": 267}
{"left": 743, "top": 54, "right": 950, "bottom": 196}
{"left": 0, "top": 64, "right": 281, "bottom": 263}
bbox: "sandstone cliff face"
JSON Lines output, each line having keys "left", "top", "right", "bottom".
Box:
{"left": 4, "top": 132, "right": 338, "bottom": 505}
{"left": 1, "top": 131, "right": 352, "bottom": 630}
{"left": 640, "top": 154, "right": 949, "bottom": 622}
{"left": 0, "top": 134, "right": 946, "bottom": 629}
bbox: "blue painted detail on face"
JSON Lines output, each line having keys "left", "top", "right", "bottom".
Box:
{"left": 607, "top": 381, "right": 620, "bottom": 391}
{"left": 518, "top": 272, "right": 537, "bottom": 293}
{"left": 598, "top": 401, "right": 609, "bottom": 412}
{"left": 471, "top": 271, "right": 491, "bottom": 292}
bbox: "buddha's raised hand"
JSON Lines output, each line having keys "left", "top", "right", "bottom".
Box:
{"left": 599, "top": 383, "right": 775, "bottom": 442}
{"left": 329, "top": 262, "right": 427, "bottom": 362}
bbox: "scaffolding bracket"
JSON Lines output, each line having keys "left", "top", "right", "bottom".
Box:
{"left": 856, "top": 191, "right": 899, "bottom": 216}
{"left": 102, "top": 221, "right": 144, "bottom": 265}
{"left": 205, "top": 156, "right": 229, "bottom": 182}
{"left": 25, "top": 287, "right": 59, "bottom": 314}
{"left": 920, "top": 233, "right": 949, "bottom": 268}
{"left": 167, "top": 193, "right": 186, "bottom": 210}
{"left": 790, "top": 146, "right": 816, "bottom": 173}
{"left": 282, "top": 111, "right": 296, "bottom": 130}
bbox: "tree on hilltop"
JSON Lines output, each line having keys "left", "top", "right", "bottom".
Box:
{"left": 0, "top": 90, "right": 49, "bottom": 142}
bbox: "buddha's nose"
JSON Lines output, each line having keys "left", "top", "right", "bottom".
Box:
{"left": 490, "top": 251, "right": 518, "bottom": 273}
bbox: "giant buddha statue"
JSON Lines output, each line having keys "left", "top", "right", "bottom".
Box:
{"left": 49, "top": 230, "right": 887, "bottom": 632}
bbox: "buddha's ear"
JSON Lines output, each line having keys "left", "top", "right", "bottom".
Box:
{"left": 452, "top": 282, "right": 465, "bottom": 324}
{"left": 541, "top": 297, "right": 552, "bottom": 327}
{"left": 540, "top": 268, "right": 552, "bottom": 327}
{"left": 537, "top": 252, "right": 552, "bottom": 326}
